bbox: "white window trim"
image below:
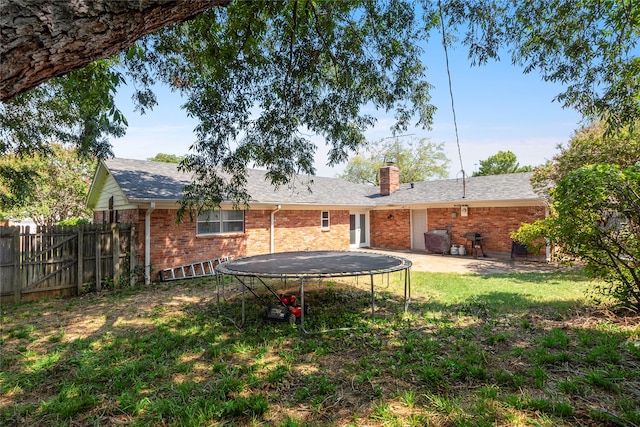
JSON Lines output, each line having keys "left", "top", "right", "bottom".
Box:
{"left": 320, "top": 211, "right": 330, "bottom": 230}
{"left": 196, "top": 210, "right": 245, "bottom": 236}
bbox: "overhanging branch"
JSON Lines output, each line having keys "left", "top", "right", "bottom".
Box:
{"left": 0, "top": 0, "right": 230, "bottom": 101}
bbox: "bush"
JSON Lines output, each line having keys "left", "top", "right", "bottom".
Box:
{"left": 57, "top": 218, "right": 92, "bottom": 226}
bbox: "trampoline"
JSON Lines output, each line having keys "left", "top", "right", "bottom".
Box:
{"left": 215, "top": 250, "right": 412, "bottom": 333}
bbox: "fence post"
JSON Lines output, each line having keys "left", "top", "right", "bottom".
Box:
{"left": 13, "top": 227, "right": 20, "bottom": 303}
{"left": 112, "top": 224, "right": 120, "bottom": 287}
{"left": 22, "top": 225, "right": 29, "bottom": 299}
{"left": 129, "top": 225, "right": 137, "bottom": 286}
{"left": 77, "top": 226, "right": 84, "bottom": 295}
{"left": 95, "top": 227, "right": 101, "bottom": 292}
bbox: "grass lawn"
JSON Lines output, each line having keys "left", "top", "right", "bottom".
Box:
{"left": 1, "top": 269, "right": 639, "bottom": 426}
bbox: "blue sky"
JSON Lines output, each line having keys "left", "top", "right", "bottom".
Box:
{"left": 108, "top": 42, "right": 583, "bottom": 179}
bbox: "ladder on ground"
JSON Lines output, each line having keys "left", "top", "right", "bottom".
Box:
{"left": 159, "top": 256, "right": 232, "bottom": 281}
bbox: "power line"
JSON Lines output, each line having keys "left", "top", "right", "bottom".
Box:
{"left": 438, "top": 0, "right": 466, "bottom": 197}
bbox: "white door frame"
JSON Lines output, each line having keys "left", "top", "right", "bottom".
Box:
{"left": 411, "top": 209, "right": 427, "bottom": 250}
{"left": 349, "top": 211, "right": 369, "bottom": 248}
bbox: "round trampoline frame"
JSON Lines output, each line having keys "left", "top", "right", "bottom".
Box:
{"left": 215, "top": 250, "right": 412, "bottom": 333}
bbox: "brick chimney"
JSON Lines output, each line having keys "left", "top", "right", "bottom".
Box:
{"left": 380, "top": 163, "right": 400, "bottom": 195}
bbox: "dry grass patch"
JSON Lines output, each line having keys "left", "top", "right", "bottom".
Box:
{"left": 1, "top": 272, "right": 639, "bottom": 426}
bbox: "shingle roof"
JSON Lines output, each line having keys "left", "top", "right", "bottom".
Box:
{"left": 368, "top": 173, "right": 540, "bottom": 204}
{"left": 101, "top": 158, "right": 541, "bottom": 207}
{"left": 102, "top": 158, "right": 376, "bottom": 207}
{"left": 104, "top": 158, "right": 192, "bottom": 201}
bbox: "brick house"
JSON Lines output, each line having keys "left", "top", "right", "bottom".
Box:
{"left": 87, "top": 158, "right": 546, "bottom": 281}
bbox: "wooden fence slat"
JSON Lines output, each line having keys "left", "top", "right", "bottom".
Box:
{"left": 129, "top": 225, "right": 137, "bottom": 286}
{"left": 95, "top": 227, "right": 102, "bottom": 292}
{"left": 24, "top": 260, "right": 76, "bottom": 289}
{"left": 22, "top": 226, "right": 30, "bottom": 297}
{"left": 13, "top": 227, "right": 20, "bottom": 303}
{"left": 77, "top": 226, "right": 84, "bottom": 294}
{"left": 0, "top": 227, "right": 18, "bottom": 300}
{"left": 0, "top": 224, "right": 133, "bottom": 303}
{"left": 112, "top": 224, "right": 120, "bottom": 287}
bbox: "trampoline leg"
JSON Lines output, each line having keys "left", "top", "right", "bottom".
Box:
{"left": 215, "top": 273, "right": 220, "bottom": 311}
{"left": 370, "top": 273, "right": 375, "bottom": 324}
{"left": 299, "top": 278, "right": 308, "bottom": 334}
{"left": 241, "top": 279, "right": 246, "bottom": 326}
{"left": 404, "top": 268, "right": 411, "bottom": 312}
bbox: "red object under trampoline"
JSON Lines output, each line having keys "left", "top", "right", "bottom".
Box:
{"left": 215, "top": 250, "right": 412, "bottom": 333}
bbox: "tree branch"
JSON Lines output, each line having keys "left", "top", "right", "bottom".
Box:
{"left": 1, "top": 0, "right": 230, "bottom": 102}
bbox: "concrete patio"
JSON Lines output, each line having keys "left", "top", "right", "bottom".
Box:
{"left": 355, "top": 248, "right": 562, "bottom": 275}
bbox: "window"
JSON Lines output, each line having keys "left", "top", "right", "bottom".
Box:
{"left": 197, "top": 210, "right": 244, "bottom": 235}
{"left": 321, "top": 211, "right": 330, "bottom": 230}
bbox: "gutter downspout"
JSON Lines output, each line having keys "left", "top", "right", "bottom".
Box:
{"left": 145, "top": 202, "right": 156, "bottom": 285}
{"left": 270, "top": 205, "right": 281, "bottom": 253}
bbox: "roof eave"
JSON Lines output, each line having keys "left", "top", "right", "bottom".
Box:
{"left": 86, "top": 162, "right": 111, "bottom": 209}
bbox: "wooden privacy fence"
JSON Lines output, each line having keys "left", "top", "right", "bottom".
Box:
{"left": 0, "top": 224, "right": 137, "bottom": 303}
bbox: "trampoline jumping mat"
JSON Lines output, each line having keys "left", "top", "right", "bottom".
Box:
{"left": 216, "top": 250, "right": 411, "bottom": 278}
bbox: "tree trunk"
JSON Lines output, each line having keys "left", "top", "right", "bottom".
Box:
{"left": 0, "top": 0, "right": 230, "bottom": 102}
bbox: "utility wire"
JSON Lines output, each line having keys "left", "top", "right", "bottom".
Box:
{"left": 438, "top": 0, "right": 466, "bottom": 197}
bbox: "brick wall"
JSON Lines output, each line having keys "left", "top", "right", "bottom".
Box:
{"left": 370, "top": 209, "right": 412, "bottom": 249}
{"left": 244, "top": 210, "right": 271, "bottom": 255}
{"left": 273, "top": 210, "right": 350, "bottom": 252}
{"left": 92, "top": 203, "right": 544, "bottom": 276}
{"left": 426, "top": 206, "right": 546, "bottom": 256}
{"left": 93, "top": 211, "right": 105, "bottom": 224}
{"left": 142, "top": 209, "right": 245, "bottom": 274}
{"left": 369, "top": 205, "right": 545, "bottom": 258}
{"left": 95, "top": 208, "right": 350, "bottom": 279}
{"left": 93, "top": 209, "right": 139, "bottom": 225}
{"left": 118, "top": 209, "right": 140, "bottom": 224}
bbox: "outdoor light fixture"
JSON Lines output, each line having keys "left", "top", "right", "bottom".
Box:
{"left": 387, "top": 214, "right": 394, "bottom": 220}
{"left": 460, "top": 205, "right": 469, "bottom": 217}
